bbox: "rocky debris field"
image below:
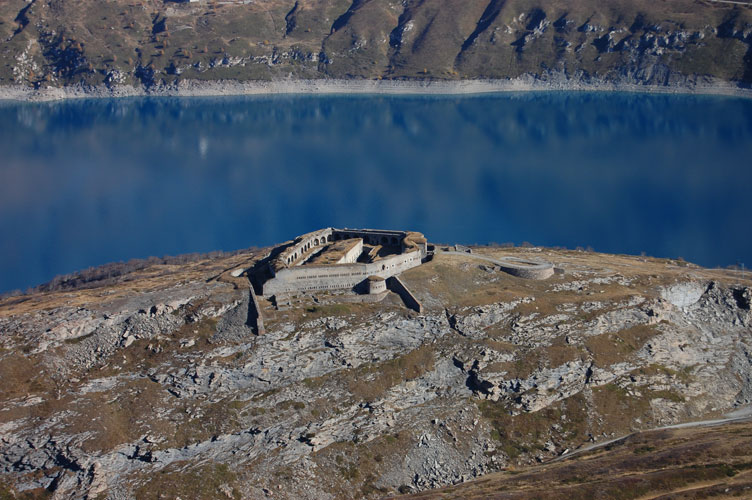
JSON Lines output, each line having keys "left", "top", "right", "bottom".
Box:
{"left": 1, "top": 0, "right": 751, "bottom": 93}
{"left": 0, "top": 245, "right": 750, "bottom": 499}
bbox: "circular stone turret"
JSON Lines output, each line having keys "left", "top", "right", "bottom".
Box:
{"left": 366, "top": 275, "right": 387, "bottom": 294}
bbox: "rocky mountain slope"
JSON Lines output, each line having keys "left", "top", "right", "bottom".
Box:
{"left": 0, "top": 245, "right": 750, "bottom": 499}
{"left": 1, "top": 0, "right": 751, "bottom": 92}
{"left": 407, "top": 419, "right": 752, "bottom": 499}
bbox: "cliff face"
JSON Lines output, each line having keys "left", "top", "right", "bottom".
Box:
{"left": 1, "top": 0, "right": 751, "bottom": 90}
{"left": 0, "top": 246, "right": 750, "bottom": 498}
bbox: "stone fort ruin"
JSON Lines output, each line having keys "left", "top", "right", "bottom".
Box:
{"left": 254, "top": 227, "right": 428, "bottom": 299}
{"left": 245, "top": 227, "right": 554, "bottom": 333}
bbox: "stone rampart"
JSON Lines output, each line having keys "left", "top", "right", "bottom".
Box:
{"left": 387, "top": 276, "right": 423, "bottom": 313}
{"left": 278, "top": 228, "right": 333, "bottom": 268}
{"left": 248, "top": 286, "right": 265, "bottom": 335}
{"left": 367, "top": 276, "right": 387, "bottom": 294}
{"left": 495, "top": 257, "right": 555, "bottom": 280}
{"left": 262, "top": 249, "right": 423, "bottom": 296}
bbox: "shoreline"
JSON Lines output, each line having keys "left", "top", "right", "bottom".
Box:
{"left": 1, "top": 77, "right": 752, "bottom": 102}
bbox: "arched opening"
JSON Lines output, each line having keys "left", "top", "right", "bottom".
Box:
{"left": 381, "top": 236, "right": 387, "bottom": 244}
{"left": 391, "top": 237, "right": 398, "bottom": 245}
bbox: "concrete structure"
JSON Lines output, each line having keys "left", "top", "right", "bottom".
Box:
{"left": 259, "top": 228, "right": 428, "bottom": 297}
{"left": 248, "top": 286, "right": 265, "bottom": 335}
{"left": 366, "top": 275, "right": 387, "bottom": 295}
{"left": 386, "top": 276, "right": 423, "bottom": 313}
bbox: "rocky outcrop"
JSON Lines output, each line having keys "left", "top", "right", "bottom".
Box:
{"left": 0, "top": 247, "right": 751, "bottom": 499}
{"left": 454, "top": 281, "right": 751, "bottom": 419}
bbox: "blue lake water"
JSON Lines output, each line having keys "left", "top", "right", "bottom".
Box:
{"left": 1, "top": 92, "right": 752, "bottom": 291}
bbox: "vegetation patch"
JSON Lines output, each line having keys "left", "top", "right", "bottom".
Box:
{"left": 586, "top": 325, "right": 660, "bottom": 367}
{"left": 346, "top": 345, "right": 435, "bottom": 402}
{"left": 135, "top": 462, "right": 240, "bottom": 500}
{"left": 478, "top": 392, "right": 590, "bottom": 463}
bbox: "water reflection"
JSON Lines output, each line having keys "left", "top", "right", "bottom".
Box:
{"left": 1, "top": 92, "right": 751, "bottom": 290}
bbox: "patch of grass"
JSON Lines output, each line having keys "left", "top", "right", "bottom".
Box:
{"left": 0, "top": 483, "right": 17, "bottom": 500}
{"left": 228, "top": 399, "right": 246, "bottom": 410}
{"left": 339, "top": 464, "right": 359, "bottom": 480}
{"left": 0, "top": 353, "right": 56, "bottom": 400}
{"left": 305, "top": 304, "right": 352, "bottom": 317}
{"left": 638, "top": 364, "right": 694, "bottom": 384}
{"left": 303, "top": 376, "right": 325, "bottom": 389}
{"left": 278, "top": 400, "right": 306, "bottom": 411}
{"left": 346, "top": 345, "right": 435, "bottom": 402}
{"left": 633, "top": 445, "right": 656, "bottom": 454}
{"left": 63, "top": 331, "right": 97, "bottom": 344}
{"left": 135, "top": 462, "right": 240, "bottom": 500}
{"left": 586, "top": 325, "right": 659, "bottom": 367}
{"left": 478, "top": 392, "right": 590, "bottom": 463}
{"left": 649, "top": 390, "right": 685, "bottom": 404}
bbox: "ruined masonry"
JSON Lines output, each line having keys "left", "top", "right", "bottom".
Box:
{"left": 245, "top": 228, "right": 554, "bottom": 331}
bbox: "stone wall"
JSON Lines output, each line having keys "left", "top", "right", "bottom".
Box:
{"left": 278, "top": 228, "right": 333, "bottom": 268}
{"left": 341, "top": 239, "right": 363, "bottom": 264}
{"left": 387, "top": 276, "right": 423, "bottom": 313}
{"left": 248, "top": 286, "right": 265, "bottom": 335}
{"left": 276, "top": 228, "right": 412, "bottom": 269}
{"left": 262, "top": 249, "right": 423, "bottom": 296}
{"left": 496, "top": 257, "right": 555, "bottom": 280}
{"left": 367, "top": 276, "right": 387, "bottom": 295}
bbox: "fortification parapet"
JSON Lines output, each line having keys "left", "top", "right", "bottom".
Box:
{"left": 260, "top": 227, "right": 427, "bottom": 297}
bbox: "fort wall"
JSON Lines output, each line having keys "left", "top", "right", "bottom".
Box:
{"left": 367, "top": 276, "right": 387, "bottom": 295}
{"left": 248, "top": 286, "right": 265, "bottom": 335}
{"left": 387, "top": 276, "right": 423, "bottom": 313}
{"left": 262, "top": 249, "right": 423, "bottom": 296}
{"left": 497, "top": 260, "right": 555, "bottom": 280}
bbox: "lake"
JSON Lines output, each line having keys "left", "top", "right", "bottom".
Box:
{"left": 1, "top": 92, "right": 751, "bottom": 291}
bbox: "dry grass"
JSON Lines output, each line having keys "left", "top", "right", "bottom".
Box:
{"left": 0, "top": 251, "right": 256, "bottom": 317}
{"left": 586, "top": 325, "right": 661, "bottom": 367}
{"left": 346, "top": 344, "right": 435, "bottom": 402}
{"left": 134, "top": 461, "right": 240, "bottom": 500}
{"left": 479, "top": 392, "right": 591, "bottom": 463}
{"left": 404, "top": 421, "right": 752, "bottom": 500}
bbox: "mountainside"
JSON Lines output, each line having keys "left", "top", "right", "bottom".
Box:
{"left": 1, "top": 0, "right": 752, "bottom": 93}
{"left": 407, "top": 419, "right": 752, "bottom": 499}
{"left": 0, "top": 244, "right": 750, "bottom": 499}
